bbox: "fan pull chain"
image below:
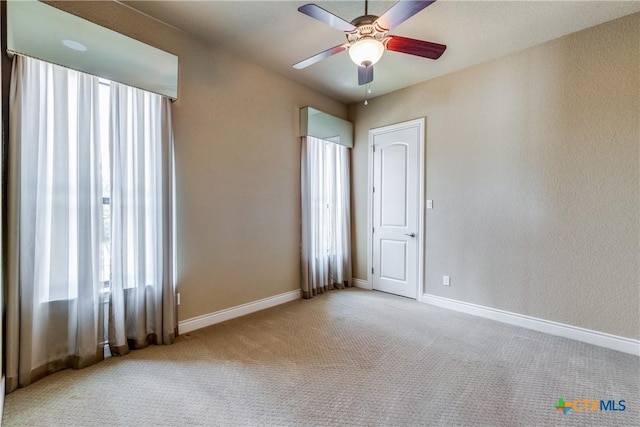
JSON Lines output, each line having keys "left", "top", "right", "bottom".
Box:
{"left": 364, "top": 83, "right": 371, "bottom": 105}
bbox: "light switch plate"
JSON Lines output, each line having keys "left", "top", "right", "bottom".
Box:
{"left": 427, "top": 200, "right": 433, "bottom": 209}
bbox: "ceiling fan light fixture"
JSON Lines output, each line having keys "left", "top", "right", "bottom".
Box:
{"left": 348, "top": 38, "right": 384, "bottom": 66}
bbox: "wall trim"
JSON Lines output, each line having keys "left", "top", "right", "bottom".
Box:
{"left": 352, "top": 278, "right": 371, "bottom": 290}
{"left": 422, "top": 294, "right": 639, "bottom": 356}
{"left": 179, "top": 290, "right": 300, "bottom": 334}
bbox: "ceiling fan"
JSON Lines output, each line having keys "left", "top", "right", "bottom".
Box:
{"left": 293, "top": 0, "right": 447, "bottom": 86}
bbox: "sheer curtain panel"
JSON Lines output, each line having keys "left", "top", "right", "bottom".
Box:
{"left": 300, "top": 136, "right": 352, "bottom": 298}
{"left": 7, "top": 56, "right": 104, "bottom": 391}
{"left": 108, "top": 82, "right": 176, "bottom": 354}
{"left": 6, "top": 55, "right": 177, "bottom": 392}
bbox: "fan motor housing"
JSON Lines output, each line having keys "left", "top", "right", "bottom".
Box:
{"left": 347, "top": 15, "right": 388, "bottom": 44}
{"left": 350, "top": 15, "right": 378, "bottom": 26}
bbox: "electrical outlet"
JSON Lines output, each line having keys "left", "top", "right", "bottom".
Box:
{"left": 427, "top": 200, "right": 433, "bottom": 209}
{"left": 177, "top": 293, "right": 181, "bottom": 305}
{"left": 443, "top": 276, "right": 450, "bottom": 286}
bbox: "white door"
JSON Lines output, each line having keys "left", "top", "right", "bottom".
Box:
{"left": 370, "top": 119, "right": 424, "bottom": 299}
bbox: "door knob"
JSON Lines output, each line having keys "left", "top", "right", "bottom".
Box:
{"left": 405, "top": 232, "right": 416, "bottom": 238}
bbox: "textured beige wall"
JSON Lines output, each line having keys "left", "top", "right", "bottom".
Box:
{"left": 349, "top": 14, "right": 639, "bottom": 339}
{"left": 48, "top": 2, "right": 347, "bottom": 321}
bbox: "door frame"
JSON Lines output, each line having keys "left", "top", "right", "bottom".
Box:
{"left": 367, "top": 118, "right": 425, "bottom": 301}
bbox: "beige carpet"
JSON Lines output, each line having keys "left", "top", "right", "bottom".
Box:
{"left": 3, "top": 288, "right": 638, "bottom": 426}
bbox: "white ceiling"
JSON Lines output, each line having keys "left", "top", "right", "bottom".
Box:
{"left": 121, "top": 1, "right": 640, "bottom": 104}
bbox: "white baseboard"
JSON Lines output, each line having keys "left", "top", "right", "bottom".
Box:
{"left": 422, "top": 294, "right": 639, "bottom": 356}
{"left": 179, "top": 290, "right": 300, "bottom": 334}
{"left": 352, "top": 278, "right": 371, "bottom": 290}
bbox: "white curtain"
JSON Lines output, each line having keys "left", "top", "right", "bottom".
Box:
{"left": 108, "top": 82, "right": 176, "bottom": 354}
{"left": 301, "top": 136, "right": 352, "bottom": 298}
{"left": 6, "top": 56, "right": 177, "bottom": 392}
{"left": 7, "top": 56, "right": 105, "bottom": 391}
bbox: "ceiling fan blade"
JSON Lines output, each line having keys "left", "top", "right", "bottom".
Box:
{"left": 293, "top": 43, "right": 349, "bottom": 69}
{"left": 385, "top": 35, "right": 446, "bottom": 59}
{"left": 375, "top": 0, "right": 436, "bottom": 31}
{"left": 298, "top": 4, "right": 356, "bottom": 32}
{"left": 358, "top": 64, "right": 373, "bottom": 86}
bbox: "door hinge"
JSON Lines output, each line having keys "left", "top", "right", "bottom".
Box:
{"left": 372, "top": 227, "right": 375, "bottom": 234}
{"left": 371, "top": 267, "right": 374, "bottom": 274}
{"left": 373, "top": 186, "right": 375, "bottom": 193}
{"left": 372, "top": 145, "right": 376, "bottom": 152}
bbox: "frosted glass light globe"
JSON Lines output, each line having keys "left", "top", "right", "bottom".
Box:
{"left": 348, "top": 38, "right": 384, "bottom": 66}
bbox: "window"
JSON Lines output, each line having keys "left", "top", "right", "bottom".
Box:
{"left": 8, "top": 55, "right": 177, "bottom": 386}
{"left": 99, "top": 79, "right": 111, "bottom": 291}
{"left": 43, "top": 77, "right": 112, "bottom": 300}
{"left": 300, "top": 136, "right": 352, "bottom": 297}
